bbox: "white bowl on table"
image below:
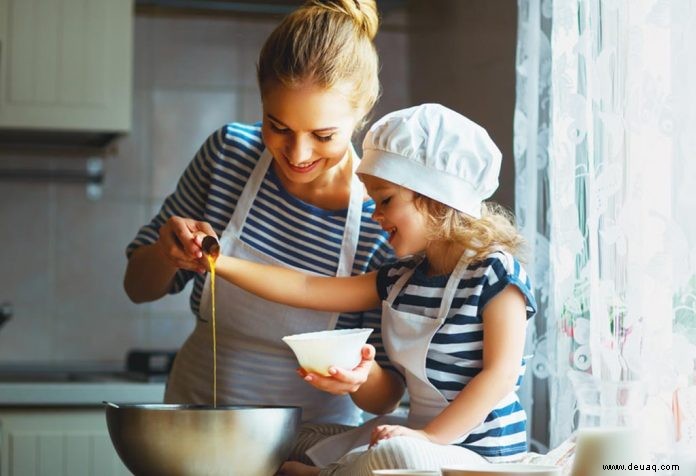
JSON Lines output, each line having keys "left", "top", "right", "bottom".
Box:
{"left": 442, "top": 464, "right": 561, "bottom": 476}
{"left": 282, "top": 328, "right": 373, "bottom": 376}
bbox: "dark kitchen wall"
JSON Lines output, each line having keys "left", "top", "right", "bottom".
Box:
{"left": 407, "top": 0, "right": 518, "bottom": 212}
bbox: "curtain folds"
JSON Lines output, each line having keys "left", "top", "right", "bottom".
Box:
{"left": 515, "top": 0, "right": 696, "bottom": 448}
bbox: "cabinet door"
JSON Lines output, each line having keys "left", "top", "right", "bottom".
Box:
{"left": 0, "top": 0, "right": 132, "bottom": 132}
{"left": 0, "top": 409, "right": 130, "bottom": 476}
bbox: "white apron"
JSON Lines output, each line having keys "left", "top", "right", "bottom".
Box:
{"left": 165, "top": 148, "right": 365, "bottom": 424}
{"left": 307, "top": 254, "right": 473, "bottom": 466}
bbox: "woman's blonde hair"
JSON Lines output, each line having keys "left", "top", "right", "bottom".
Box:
{"left": 413, "top": 196, "right": 526, "bottom": 265}
{"left": 257, "top": 0, "right": 380, "bottom": 128}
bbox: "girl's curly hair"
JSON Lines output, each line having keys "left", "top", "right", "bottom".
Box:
{"left": 413, "top": 195, "right": 526, "bottom": 265}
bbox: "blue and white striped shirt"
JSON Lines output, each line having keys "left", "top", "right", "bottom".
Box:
{"left": 376, "top": 250, "right": 536, "bottom": 461}
{"left": 127, "top": 122, "right": 394, "bottom": 362}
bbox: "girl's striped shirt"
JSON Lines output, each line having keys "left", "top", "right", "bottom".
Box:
{"left": 376, "top": 250, "right": 536, "bottom": 462}
{"left": 127, "top": 122, "right": 394, "bottom": 363}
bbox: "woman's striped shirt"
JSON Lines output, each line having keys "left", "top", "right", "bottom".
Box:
{"left": 376, "top": 250, "right": 536, "bottom": 461}
{"left": 127, "top": 122, "right": 393, "bottom": 362}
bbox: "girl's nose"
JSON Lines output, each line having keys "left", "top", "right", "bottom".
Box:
{"left": 371, "top": 209, "right": 383, "bottom": 222}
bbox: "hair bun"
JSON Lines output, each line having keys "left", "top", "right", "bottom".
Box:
{"left": 312, "top": 0, "right": 379, "bottom": 40}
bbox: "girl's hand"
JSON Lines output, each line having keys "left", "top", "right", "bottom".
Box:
{"left": 156, "top": 216, "right": 216, "bottom": 273}
{"left": 369, "top": 425, "right": 431, "bottom": 447}
{"left": 297, "top": 345, "right": 375, "bottom": 395}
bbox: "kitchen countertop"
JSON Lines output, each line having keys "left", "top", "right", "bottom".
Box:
{"left": 0, "top": 362, "right": 166, "bottom": 406}
{"left": 0, "top": 381, "right": 165, "bottom": 406}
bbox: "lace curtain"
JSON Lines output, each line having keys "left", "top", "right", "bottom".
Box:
{"left": 515, "top": 0, "right": 696, "bottom": 448}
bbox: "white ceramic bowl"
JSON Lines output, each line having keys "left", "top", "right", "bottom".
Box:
{"left": 441, "top": 464, "right": 561, "bottom": 476}
{"left": 282, "top": 328, "right": 373, "bottom": 376}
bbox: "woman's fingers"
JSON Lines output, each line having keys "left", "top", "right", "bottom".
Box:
{"left": 173, "top": 217, "right": 205, "bottom": 257}
{"left": 158, "top": 217, "right": 216, "bottom": 272}
{"left": 192, "top": 223, "right": 218, "bottom": 249}
{"left": 197, "top": 221, "right": 217, "bottom": 238}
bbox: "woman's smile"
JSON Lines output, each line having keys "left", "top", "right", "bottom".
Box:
{"left": 286, "top": 156, "right": 322, "bottom": 174}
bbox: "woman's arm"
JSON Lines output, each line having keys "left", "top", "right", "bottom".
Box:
{"left": 124, "top": 217, "right": 215, "bottom": 303}
{"left": 124, "top": 126, "right": 226, "bottom": 304}
{"left": 213, "top": 255, "right": 381, "bottom": 313}
{"left": 371, "top": 285, "right": 528, "bottom": 445}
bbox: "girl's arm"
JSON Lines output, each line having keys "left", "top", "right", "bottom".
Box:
{"left": 213, "top": 255, "right": 381, "bottom": 313}
{"left": 421, "top": 284, "right": 528, "bottom": 444}
{"left": 372, "top": 284, "right": 528, "bottom": 445}
{"left": 350, "top": 359, "right": 405, "bottom": 414}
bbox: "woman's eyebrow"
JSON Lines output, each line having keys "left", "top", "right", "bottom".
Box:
{"left": 266, "top": 114, "right": 338, "bottom": 133}
{"left": 312, "top": 125, "right": 339, "bottom": 132}
{"left": 266, "top": 114, "right": 289, "bottom": 127}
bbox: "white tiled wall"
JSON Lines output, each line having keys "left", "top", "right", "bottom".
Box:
{"left": 0, "top": 10, "right": 409, "bottom": 363}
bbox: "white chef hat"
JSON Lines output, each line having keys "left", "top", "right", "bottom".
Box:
{"left": 357, "top": 103, "right": 501, "bottom": 218}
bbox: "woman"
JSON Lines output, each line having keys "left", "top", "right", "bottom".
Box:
{"left": 123, "top": 0, "right": 396, "bottom": 462}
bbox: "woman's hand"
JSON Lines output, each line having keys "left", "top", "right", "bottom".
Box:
{"left": 369, "top": 425, "right": 431, "bottom": 447}
{"left": 156, "top": 216, "right": 217, "bottom": 273}
{"left": 297, "top": 345, "right": 375, "bottom": 395}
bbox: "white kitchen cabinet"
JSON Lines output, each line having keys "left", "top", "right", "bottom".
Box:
{"left": 0, "top": 409, "right": 129, "bottom": 476}
{"left": 0, "top": 0, "right": 133, "bottom": 132}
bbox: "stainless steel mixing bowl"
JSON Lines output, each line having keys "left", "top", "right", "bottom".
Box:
{"left": 105, "top": 403, "right": 301, "bottom": 476}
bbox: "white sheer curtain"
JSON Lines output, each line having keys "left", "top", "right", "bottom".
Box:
{"left": 515, "top": 0, "right": 696, "bottom": 449}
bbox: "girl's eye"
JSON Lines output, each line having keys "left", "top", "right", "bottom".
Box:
{"left": 269, "top": 122, "right": 289, "bottom": 134}
{"left": 314, "top": 134, "right": 334, "bottom": 143}
{"left": 380, "top": 197, "right": 392, "bottom": 206}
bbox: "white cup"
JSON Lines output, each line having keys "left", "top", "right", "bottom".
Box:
{"left": 571, "top": 427, "right": 649, "bottom": 476}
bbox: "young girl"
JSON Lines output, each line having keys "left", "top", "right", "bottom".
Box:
{"left": 203, "top": 103, "right": 536, "bottom": 475}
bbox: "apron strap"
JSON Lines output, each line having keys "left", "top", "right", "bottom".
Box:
{"left": 384, "top": 256, "right": 424, "bottom": 306}
{"left": 335, "top": 149, "right": 363, "bottom": 277}
{"left": 223, "top": 147, "right": 363, "bottom": 279}
{"left": 224, "top": 149, "right": 273, "bottom": 238}
{"left": 436, "top": 252, "right": 472, "bottom": 321}
{"left": 384, "top": 252, "right": 469, "bottom": 320}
